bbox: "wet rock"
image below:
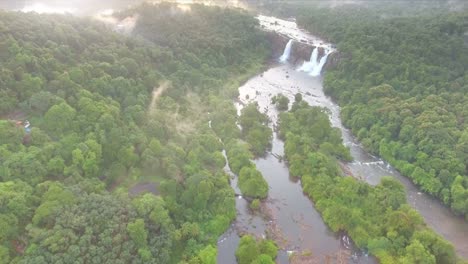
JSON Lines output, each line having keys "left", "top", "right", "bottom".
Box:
{"left": 323, "top": 51, "right": 348, "bottom": 71}
{"left": 291, "top": 42, "right": 315, "bottom": 64}
{"left": 267, "top": 32, "right": 317, "bottom": 65}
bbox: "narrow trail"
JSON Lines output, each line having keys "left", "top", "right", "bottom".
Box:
{"left": 148, "top": 81, "right": 170, "bottom": 114}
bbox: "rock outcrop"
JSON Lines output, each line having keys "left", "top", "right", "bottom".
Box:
{"left": 323, "top": 51, "right": 347, "bottom": 71}
{"left": 290, "top": 41, "right": 314, "bottom": 64}
{"left": 267, "top": 32, "right": 289, "bottom": 58}
{"left": 267, "top": 32, "right": 321, "bottom": 65}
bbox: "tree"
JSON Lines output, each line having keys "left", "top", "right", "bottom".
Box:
{"left": 272, "top": 93, "right": 289, "bottom": 111}
{"left": 235, "top": 235, "right": 259, "bottom": 264}
{"left": 32, "top": 183, "right": 74, "bottom": 226}
{"left": 239, "top": 103, "right": 272, "bottom": 155}
{"left": 198, "top": 245, "right": 217, "bottom": 264}
{"left": 118, "top": 146, "right": 138, "bottom": 169}
{"left": 450, "top": 176, "right": 468, "bottom": 216}
{"left": 235, "top": 235, "right": 277, "bottom": 264}
{"left": 29, "top": 91, "right": 62, "bottom": 115}
{"left": 294, "top": 93, "right": 302, "bottom": 103}
{"left": 127, "top": 219, "right": 148, "bottom": 249}
{"left": 43, "top": 102, "right": 76, "bottom": 136}
{"left": 0, "top": 120, "right": 24, "bottom": 148}
{"left": 238, "top": 167, "right": 268, "bottom": 199}
{"left": 252, "top": 254, "right": 275, "bottom": 264}
{"left": 400, "top": 240, "right": 436, "bottom": 264}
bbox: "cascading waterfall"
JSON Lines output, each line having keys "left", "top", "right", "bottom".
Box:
{"left": 310, "top": 48, "right": 332, "bottom": 76}
{"left": 298, "top": 47, "right": 318, "bottom": 72}
{"left": 298, "top": 46, "right": 332, "bottom": 76}
{"left": 279, "top": 39, "right": 293, "bottom": 62}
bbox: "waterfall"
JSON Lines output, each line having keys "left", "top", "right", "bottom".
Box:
{"left": 310, "top": 48, "right": 332, "bottom": 76}
{"left": 310, "top": 47, "right": 319, "bottom": 67}
{"left": 298, "top": 47, "right": 318, "bottom": 72}
{"left": 279, "top": 39, "right": 293, "bottom": 63}
{"left": 298, "top": 46, "right": 332, "bottom": 76}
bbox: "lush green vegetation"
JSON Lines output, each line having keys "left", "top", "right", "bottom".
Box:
{"left": 5, "top": 1, "right": 465, "bottom": 263}
{"left": 121, "top": 2, "right": 268, "bottom": 97}
{"left": 129, "top": 3, "right": 273, "bottom": 199}
{"left": 0, "top": 3, "right": 270, "bottom": 263}
{"left": 225, "top": 140, "right": 269, "bottom": 199}
{"left": 279, "top": 101, "right": 460, "bottom": 264}
{"left": 271, "top": 93, "right": 289, "bottom": 111}
{"left": 208, "top": 97, "right": 270, "bottom": 199}
{"left": 235, "top": 235, "right": 278, "bottom": 264}
{"left": 257, "top": 2, "right": 468, "bottom": 219}
{"left": 20, "top": 184, "right": 174, "bottom": 264}
{"left": 239, "top": 103, "right": 272, "bottom": 156}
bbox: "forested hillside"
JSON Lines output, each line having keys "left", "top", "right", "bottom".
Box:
{"left": 0, "top": 4, "right": 269, "bottom": 263}
{"left": 281, "top": 4, "right": 468, "bottom": 219}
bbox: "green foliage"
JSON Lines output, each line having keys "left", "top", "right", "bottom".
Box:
{"left": 400, "top": 240, "right": 436, "bottom": 264}
{"left": 127, "top": 219, "right": 149, "bottom": 249}
{"left": 21, "top": 187, "right": 172, "bottom": 264}
{"left": 239, "top": 103, "right": 272, "bottom": 156}
{"left": 238, "top": 167, "right": 269, "bottom": 199}
{"left": 126, "top": 3, "right": 269, "bottom": 93}
{"left": 294, "top": 93, "right": 302, "bottom": 103}
{"left": 224, "top": 141, "right": 269, "bottom": 199}
{"left": 210, "top": 101, "right": 241, "bottom": 142}
{"left": 225, "top": 141, "right": 254, "bottom": 175}
{"left": 43, "top": 102, "right": 76, "bottom": 137}
{"left": 0, "top": 180, "right": 36, "bottom": 259}
{"left": 0, "top": 246, "right": 9, "bottom": 264}
{"left": 271, "top": 93, "right": 290, "bottom": 111}
{"left": 279, "top": 101, "right": 457, "bottom": 263}
{"left": 0, "top": 120, "right": 24, "bottom": 148}
{"left": 196, "top": 245, "right": 217, "bottom": 264}
{"left": 250, "top": 199, "right": 261, "bottom": 211}
{"left": 279, "top": 101, "right": 352, "bottom": 164}
{"left": 235, "top": 235, "right": 277, "bottom": 264}
{"left": 32, "top": 182, "right": 75, "bottom": 227}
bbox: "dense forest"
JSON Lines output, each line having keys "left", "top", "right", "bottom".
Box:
{"left": 2, "top": 1, "right": 467, "bottom": 263}
{"left": 261, "top": 1, "right": 468, "bottom": 220}
{"left": 279, "top": 100, "right": 459, "bottom": 264}
{"left": 0, "top": 3, "right": 271, "bottom": 263}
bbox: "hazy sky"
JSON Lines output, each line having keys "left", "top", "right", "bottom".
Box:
{"left": 0, "top": 0, "right": 145, "bottom": 15}
{"left": 0, "top": 0, "right": 250, "bottom": 15}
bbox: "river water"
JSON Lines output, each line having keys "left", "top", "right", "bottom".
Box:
{"left": 217, "top": 15, "right": 468, "bottom": 263}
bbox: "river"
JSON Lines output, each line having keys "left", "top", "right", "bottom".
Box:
{"left": 217, "top": 15, "right": 468, "bottom": 263}
{"left": 217, "top": 64, "right": 376, "bottom": 264}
